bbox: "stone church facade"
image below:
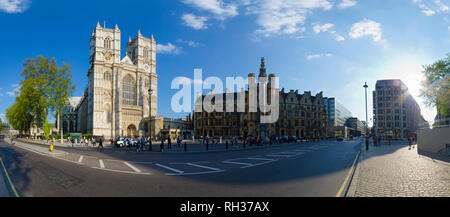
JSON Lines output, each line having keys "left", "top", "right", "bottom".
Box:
{"left": 64, "top": 23, "right": 158, "bottom": 139}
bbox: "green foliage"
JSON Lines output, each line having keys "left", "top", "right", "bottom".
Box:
{"left": 43, "top": 118, "right": 50, "bottom": 139}
{"left": 82, "top": 133, "right": 92, "bottom": 138}
{"left": 6, "top": 56, "right": 75, "bottom": 134}
{"left": 420, "top": 53, "right": 450, "bottom": 116}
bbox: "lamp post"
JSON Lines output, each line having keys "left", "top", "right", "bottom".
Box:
{"left": 363, "top": 82, "right": 369, "bottom": 150}
{"left": 148, "top": 88, "right": 153, "bottom": 142}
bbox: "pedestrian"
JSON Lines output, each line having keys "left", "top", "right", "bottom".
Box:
{"left": 98, "top": 138, "right": 104, "bottom": 150}
{"left": 71, "top": 137, "right": 74, "bottom": 147}
{"left": 168, "top": 136, "right": 172, "bottom": 149}
{"left": 160, "top": 137, "right": 164, "bottom": 152}
{"left": 408, "top": 136, "right": 411, "bottom": 148}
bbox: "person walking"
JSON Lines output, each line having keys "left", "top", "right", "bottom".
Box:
{"left": 168, "top": 136, "right": 172, "bottom": 149}
{"left": 98, "top": 137, "right": 104, "bottom": 150}
{"left": 160, "top": 136, "right": 164, "bottom": 152}
{"left": 408, "top": 136, "right": 412, "bottom": 148}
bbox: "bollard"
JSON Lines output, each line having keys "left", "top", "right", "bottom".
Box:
{"left": 365, "top": 138, "right": 369, "bottom": 151}
{"left": 226, "top": 141, "right": 228, "bottom": 150}
{"left": 206, "top": 142, "right": 209, "bottom": 151}
{"left": 184, "top": 142, "right": 187, "bottom": 152}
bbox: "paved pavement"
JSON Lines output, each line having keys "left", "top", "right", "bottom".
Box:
{"left": 348, "top": 141, "right": 450, "bottom": 197}
{"left": 0, "top": 138, "right": 361, "bottom": 196}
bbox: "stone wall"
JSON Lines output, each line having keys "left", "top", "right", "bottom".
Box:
{"left": 417, "top": 127, "right": 450, "bottom": 153}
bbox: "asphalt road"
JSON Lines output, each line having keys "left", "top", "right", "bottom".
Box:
{"left": 0, "top": 138, "right": 361, "bottom": 197}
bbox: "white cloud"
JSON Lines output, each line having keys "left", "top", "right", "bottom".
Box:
{"left": 181, "top": 0, "right": 238, "bottom": 20}
{"left": 157, "top": 43, "right": 182, "bottom": 54}
{"left": 177, "top": 39, "right": 201, "bottom": 47}
{"left": 6, "top": 91, "right": 15, "bottom": 96}
{"left": 182, "top": 13, "right": 208, "bottom": 30}
{"left": 246, "top": 0, "right": 333, "bottom": 37}
{"left": 306, "top": 53, "right": 332, "bottom": 60}
{"left": 313, "top": 23, "right": 334, "bottom": 34}
{"left": 412, "top": 0, "right": 448, "bottom": 16}
{"left": 338, "top": 0, "right": 356, "bottom": 9}
{"left": 11, "top": 83, "right": 19, "bottom": 88}
{"left": 0, "top": 0, "right": 29, "bottom": 13}
{"left": 349, "top": 19, "right": 383, "bottom": 43}
{"left": 313, "top": 23, "right": 345, "bottom": 41}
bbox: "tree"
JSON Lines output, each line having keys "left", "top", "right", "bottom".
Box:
{"left": 6, "top": 56, "right": 75, "bottom": 138}
{"left": 420, "top": 53, "right": 450, "bottom": 116}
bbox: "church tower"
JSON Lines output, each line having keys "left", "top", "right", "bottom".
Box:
{"left": 87, "top": 22, "right": 121, "bottom": 138}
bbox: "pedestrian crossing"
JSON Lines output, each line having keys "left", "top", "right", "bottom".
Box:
{"left": 47, "top": 143, "right": 334, "bottom": 176}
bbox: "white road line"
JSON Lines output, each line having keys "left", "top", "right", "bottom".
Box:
{"left": 99, "top": 159, "right": 105, "bottom": 168}
{"left": 266, "top": 154, "right": 293, "bottom": 158}
{"left": 186, "top": 163, "right": 221, "bottom": 171}
{"left": 124, "top": 161, "right": 141, "bottom": 173}
{"left": 155, "top": 163, "right": 184, "bottom": 174}
{"left": 91, "top": 167, "right": 151, "bottom": 175}
{"left": 166, "top": 170, "right": 223, "bottom": 176}
{"left": 247, "top": 157, "right": 276, "bottom": 161}
{"left": 78, "top": 155, "right": 84, "bottom": 164}
{"left": 222, "top": 161, "right": 253, "bottom": 166}
{"left": 240, "top": 161, "right": 276, "bottom": 169}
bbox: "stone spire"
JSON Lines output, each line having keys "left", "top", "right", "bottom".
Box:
{"left": 259, "top": 57, "right": 267, "bottom": 78}
{"left": 96, "top": 21, "right": 102, "bottom": 29}
{"left": 138, "top": 29, "right": 142, "bottom": 37}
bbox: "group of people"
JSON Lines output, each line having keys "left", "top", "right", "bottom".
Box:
{"left": 113, "top": 135, "right": 184, "bottom": 152}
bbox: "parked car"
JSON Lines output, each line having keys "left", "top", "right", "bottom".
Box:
{"left": 336, "top": 136, "right": 344, "bottom": 141}
{"left": 288, "top": 136, "right": 297, "bottom": 142}
{"left": 116, "top": 137, "right": 126, "bottom": 147}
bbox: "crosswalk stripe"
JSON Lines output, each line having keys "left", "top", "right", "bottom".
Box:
{"left": 222, "top": 161, "right": 253, "bottom": 166}
{"left": 186, "top": 163, "right": 221, "bottom": 171}
{"left": 247, "top": 157, "right": 276, "bottom": 161}
{"left": 78, "top": 155, "right": 84, "bottom": 163}
{"left": 99, "top": 159, "right": 105, "bottom": 168}
{"left": 155, "top": 163, "right": 184, "bottom": 174}
{"left": 124, "top": 161, "right": 141, "bottom": 173}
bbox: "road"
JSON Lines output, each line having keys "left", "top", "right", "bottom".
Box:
{"left": 0, "top": 138, "right": 361, "bottom": 197}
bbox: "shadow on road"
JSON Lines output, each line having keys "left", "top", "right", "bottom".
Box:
{"left": 0, "top": 139, "right": 31, "bottom": 197}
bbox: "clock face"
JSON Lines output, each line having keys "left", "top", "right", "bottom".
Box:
{"left": 104, "top": 53, "right": 112, "bottom": 62}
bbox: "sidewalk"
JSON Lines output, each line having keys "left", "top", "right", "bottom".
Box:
{"left": 347, "top": 141, "right": 450, "bottom": 197}
{"left": 7, "top": 139, "right": 67, "bottom": 157}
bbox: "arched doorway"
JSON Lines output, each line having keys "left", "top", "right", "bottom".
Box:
{"left": 127, "top": 124, "right": 137, "bottom": 138}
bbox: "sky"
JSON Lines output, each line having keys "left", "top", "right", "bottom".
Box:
{"left": 0, "top": 0, "right": 449, "bottom": 127}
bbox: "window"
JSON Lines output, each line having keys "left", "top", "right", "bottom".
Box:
{"left": 123, "top": 75, "right": 137, "bottom": 105}
{"left": 144, "top": 47, "right": 149, "bottom": 59}
{"left": 104, "top": 71, "right": 112, "bottom": 81}
{"left": 104, "top": 37, "right": 112, "bottom": 49}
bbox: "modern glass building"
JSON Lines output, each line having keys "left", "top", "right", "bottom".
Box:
{"left": 323, "top": 97, "right": 352, "bottom": 127}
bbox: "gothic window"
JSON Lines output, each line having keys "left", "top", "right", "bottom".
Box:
{"left": 123, "top": 75, "right": 137, "bottom": 105}
{"left": 105, "top": 104, "right": 112, "bottom": 123}
{"left": 104, "top": 37, "right": 112, "bottom": 49}
{"left": 104, "top": 71, "right": 112, "bottom": 81}
{"left": 144, "top": 47, "right": 149, "bottom": 59}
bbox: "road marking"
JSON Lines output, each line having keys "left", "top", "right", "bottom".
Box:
{"left": 124, "top": 161, "right": 141, "bottom": 173}
{"left": 0, "top": 157, "right": 19, "bottom": 197}
{"left": 166, "top": 170, "right": 223, "bottom": 176}
{"left": 240, "top": 160, "right": 276, "bottom": 169}
{"left": 336, "top": 150, "right": 361, "bottom": 197}
{"left": 266, "top": 154, "right": 292, "bottom": 158}
{"left": 91, "top": 167, "right": 151, "bottom": 175}
{"left": 247, "top": 157, "right": 276, "bottom": 161}
{"left": 78, "top": 155, "right": 84, "bottom": 164}
{"left": 222, "top": 161, "right": 253, "bottom": 166}
{"left": 99, "top": 159, "right": 105, "bottom": 169}
{"left": 186, "top": 163, "right": 221, "bottom": 171}
{"left": 155, "top": 163, "right": 184, "bottom": 174}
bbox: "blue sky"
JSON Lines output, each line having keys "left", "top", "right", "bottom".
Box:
{"left": 0, "top": 0, "right": 449, "bottom": 126}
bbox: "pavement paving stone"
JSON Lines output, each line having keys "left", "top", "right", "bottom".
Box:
{"left": 351, "top": 142, "right": 450, "bottom": 197}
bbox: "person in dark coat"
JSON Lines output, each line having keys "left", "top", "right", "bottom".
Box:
{"left": 98, "top": 138, "right": 104, "bottom": 150}
{"left": 168, "top": 137, "right": 172, "bottom": 149}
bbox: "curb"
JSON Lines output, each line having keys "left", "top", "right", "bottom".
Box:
{"left": 346, "top": 149, "right": 363, "bottom": 197}
{"left": 336, "top": 141, "right": 363, "bottom": 197}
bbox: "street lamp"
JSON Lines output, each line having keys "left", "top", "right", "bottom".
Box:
{"left": 363, "top": 82, "right": 369, "bottom": 150}
{"left": 148, "top": 88, "right": 153, "bottom": 140}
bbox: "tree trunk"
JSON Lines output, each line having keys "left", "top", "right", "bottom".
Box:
{"left": 59, "top": 107, "right": 63, "bottom": 144}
